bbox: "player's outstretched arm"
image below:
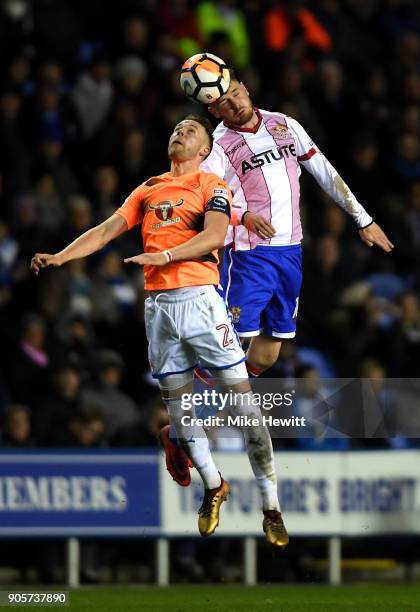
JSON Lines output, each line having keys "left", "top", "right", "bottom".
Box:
{"left": 358, "top": 222, "right": 394, "bottom": 252}
{"left": 30, "top": 214, "right": 128, "bottom": 275}
{"left": 124, "top": 210, "right": 229, "bottom": 267}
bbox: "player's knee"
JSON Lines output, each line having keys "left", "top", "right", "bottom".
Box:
{"left": 248, "top": 353, "right": 278, "bottom": 372}
{"left": 158, "top": 372, "right": 194, "bottom": 395}
{"left": 247, "top": 339, "right": 282, "bottom": 372}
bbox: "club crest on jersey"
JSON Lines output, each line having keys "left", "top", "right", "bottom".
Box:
{"left": 272, "top": 124, "right": 291, "bottom": 139}
{"left": 229, "top": 306, "right": 241, "bottom": 323}
{"left": 147, "top": 198, "right": 183, "bottom": 221}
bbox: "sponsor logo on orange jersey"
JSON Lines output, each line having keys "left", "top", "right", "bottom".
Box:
{"left": 147, "top": 198, "right": 184, "bottom": 221}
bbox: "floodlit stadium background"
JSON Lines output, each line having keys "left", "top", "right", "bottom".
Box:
{"left": 0, "top": 0, "right": 420, "bottom": 589}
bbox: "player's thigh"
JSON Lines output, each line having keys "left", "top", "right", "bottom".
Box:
{"left": 210, "top": 359, "right": 251, "bottom": 394}
{"left": 262, "top": 247, "right": 302, "bottom": 338}
{"left": 144, "top": 297, "right": 196, "bottom": 378}
{"left": 186, "top": 288, "right": 245, "bottom": 369}
{"left": 158, "top": 374, "right": 194, "bottom": 399}
{"left": 224, "top": 248, "right": 274, "bottom": 334}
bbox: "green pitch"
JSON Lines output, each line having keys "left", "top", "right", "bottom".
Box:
{"left": 11, "top": 584, "right": 420, "bottom": 612}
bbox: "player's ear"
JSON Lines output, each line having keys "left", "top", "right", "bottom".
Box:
{"left": 208, "top": 105, "right": 220, "bottom": 120}
{"left": 199, "top": 144, "right": 210, "bottom": 159}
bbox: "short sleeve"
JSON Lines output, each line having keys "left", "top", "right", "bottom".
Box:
{"left": 203, "top": 173, "right": 232, "bottom": 205}
{"left": 115, "top": 184, "right": 146, "bottom": 230}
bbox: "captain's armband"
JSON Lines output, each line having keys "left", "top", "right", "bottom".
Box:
{"left": 205, "top": 196, "right": 231, "bottom": 218}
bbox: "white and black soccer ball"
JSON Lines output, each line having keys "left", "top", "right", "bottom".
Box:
{"left": 180, "top": 53, "right": 230, "bottom": 104}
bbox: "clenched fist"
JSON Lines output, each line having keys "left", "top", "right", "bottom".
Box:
{"left": 30, "top": 253, "right": 61, "bottom": 275}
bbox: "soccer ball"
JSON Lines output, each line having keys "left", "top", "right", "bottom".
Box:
{"left": 180, "top": 53, "right": 230, "bottom": 104}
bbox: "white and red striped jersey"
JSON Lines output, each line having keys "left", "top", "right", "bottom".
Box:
{"left": 201, "top": 108, "right": 372, "bottom": 250}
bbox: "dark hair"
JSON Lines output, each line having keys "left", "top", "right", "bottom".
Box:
{"left": 184, "top": 114, "right": 214, "bottom": 154}
{"left": 3, "top": 404, "right": 30, "bottom": 426}
{"left": 228, "top": 67, "right": 239, "bottom": 83}
{"left": 73, "top": 405, "right": 103, "bottom": 425}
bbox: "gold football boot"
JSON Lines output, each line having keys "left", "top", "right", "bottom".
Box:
{"left": 198, "top": 478, "right": 230, "bottom": 536}
{"left": 263, "top": 510, "right": 289, "bottom": 548}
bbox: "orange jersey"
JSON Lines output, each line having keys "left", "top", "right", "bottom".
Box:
{"left": 115, "top": 170, "right": 232, "bottom": 290}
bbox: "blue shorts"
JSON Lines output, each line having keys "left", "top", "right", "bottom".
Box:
{"left": 220, "top": 244, "right": 302, "bottom": 338}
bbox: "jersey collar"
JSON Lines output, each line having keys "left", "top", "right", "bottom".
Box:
{"left": 223, "top": 108, "right": 262, "bottom": 134}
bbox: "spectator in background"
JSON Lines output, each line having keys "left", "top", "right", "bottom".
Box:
{"left": 1, "top": 404, "right": 35, "bottom": 448}
{"left": 0, "top": 88, "right": 30, "bottom": 193}
{"left": 407, "top": 182, "right": 420, "bottom": 251}
{"left": 34, "top": 137, "right": 79, "bottom": 199}
{"left": 9, "top": 313, "right": 50, "bottom": 412}
{"left": 35, "top": 359, "right": 84, "bottom": 445}
{"left": 158, "top": 71, "right": 197, "bottom": 138}
{"left": 7, "top": 54, "right": 33, "bottom": 98}
{"left": 262, "top": 0, "right": 332, "bottom": 66}
{"left": 291, "top": 364, "right": 350, "bottom": 451}
{"left": 92, "top": 166, "right": 120, "bottom": 221}
{"left": 62, "top": 195, "right": 94, "bottom": 245}
{"left": 0, "top": 219, "right": 19, "bottom": 280}
{"left": 0, "top": 220, "right": 17, "bottom": 374}
{"left": 114, "top": 55, "right": 148, "bottom": 106}
{"left": 52, "top": 313, "right": 97, "bottom": 371}
{"left": 12, "top": 194, "right": 47, "bottom": 265}
{"left": 158, "top": 0, "right": 202, "bottom": 59}
{"left": 343, "top": 136, "right": 385, "bottom": 216}
{"left": 359, "top": 67, "right": 392, "bottom": 140}
{"left": 391, "top": 132, "right": 420, "bottom": 188}
{"left": 51, "top": 404, "right": 105, "bottom": 448}
{"left": 394, "top": 34, "right": 420, "bottom": 76}
{"left": 152, "top": 30, "right": 186, "bottom": 76}
{"left": 111, "top": 394, "right": 169, "bottom": 447}
{"left": 300, "top": 234, "right": 344, "bottom": 345}
{"left": 321, "top": 206, "right": 348, "bottom": 242}
{"left": 196, "top": 0, "right": 250, "bottom": 68}
{"left": 37, "top": 61, "right": 68, "bottom": 94}
{"left": 32, "top": 85, "right": 65, "bottom": 143}
{"left": 33, "top": 173, "right": 66, "bottom": 235}
{"left": 114, "top": 16, "right": 151, "bottom": 61}
{"left": 37, "top": 259, "right": 94, "bottom": 322}
{"left": 310, "top": 59, "right": 356, "bottom": 161}
{"left": 390, "top": 292, "right": 420, "bottom": 377}
{"left": 31, "top": 1, "right": 81, "bottom": 69}
{"left": 353, "top": 357, "right": 392, "bottom": 448}
{"left": 90, "top": 248, "right": 137, "bottom": 329}
{"left": 0, "top": 374, "right": 10, "bottom": 415}
{"left": 82, "top": 349, "right": 140, "bottom": 442}
{"left": 117, "top": 128, "right": 149, "bottom": 195}
{"left": 328, "top": 284, "right": 394, "bottom": 375}
{"left": 71, "top": 57, "right": 114, "bottom": 142}
{"left": 273, "top": 61, "right": 326, "bottom": 146}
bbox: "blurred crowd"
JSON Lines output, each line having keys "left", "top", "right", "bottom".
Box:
{"left": 1, "top": 0, "right": 420, "bottom": 450}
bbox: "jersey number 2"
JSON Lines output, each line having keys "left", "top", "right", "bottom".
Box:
{"left": 216, "top": 324, "right": 233, "bottom": 347}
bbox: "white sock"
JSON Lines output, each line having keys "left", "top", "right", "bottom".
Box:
{"left": 231, "top": 392, "right": 280, "bottom": 511}
{"left": 164, "top": 397, "right": 221, "bottom": 489}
